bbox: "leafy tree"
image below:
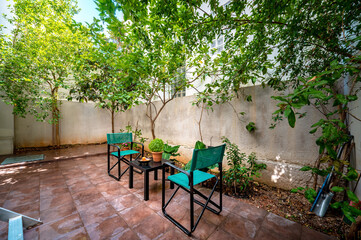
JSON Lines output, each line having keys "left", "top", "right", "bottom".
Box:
{"left": 69, "top": 20, "right": 140, "bottom": 133}
{"left": 108, "top": 0, "right": 361, "bottom": 226}
{"left": 0, "top": 0, "right": 91, "bottom": 146}
{"left": 96, "top": 0, "right": 198, "bottom": 139}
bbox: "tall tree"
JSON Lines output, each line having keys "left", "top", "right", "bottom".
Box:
{"left": 96, "top": 0, "right": 198, "bottom": 139}
{"left": 69, "top": 20, "right": 140, "bottom": 133}
{"left": 107, "top": 0, "right": 361, "bottom": 226}
{"left": 0, "top": 0, "right": 91, "bottom": 146}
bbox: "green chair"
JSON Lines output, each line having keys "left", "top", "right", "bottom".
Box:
{"left": 107, "top": 133, "right": 144, "bottom": 181}
{"left": 162, "top": 144, "right": 226, "bottom": 235}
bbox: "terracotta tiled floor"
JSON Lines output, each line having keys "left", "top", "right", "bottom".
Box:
{"left": 0, "top": 148, "right": 335, "bottom": 239}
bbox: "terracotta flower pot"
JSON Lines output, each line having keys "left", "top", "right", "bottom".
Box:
{"left": 152, "top": 152, "right": 163, "bottom": 162}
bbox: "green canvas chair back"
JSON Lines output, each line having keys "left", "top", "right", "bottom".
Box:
{"left": 107, "top": 133, "right": 132, "bottom": 144}
{"left": 190, "top": 144, "right": 226, "bottom": 172}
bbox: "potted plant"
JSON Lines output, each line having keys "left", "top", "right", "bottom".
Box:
{"left": 121, "top": 142, "right": 130, "bottom": 151}
{"left": 149, "top": 138, "right": 164, "bottom": 162}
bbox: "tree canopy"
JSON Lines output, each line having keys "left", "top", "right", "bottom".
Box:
{"left": 99, "top": 0, "right": 361, "bottom": 223}
{"left": 0, "top": 0, "right": 91, "bottom": 146}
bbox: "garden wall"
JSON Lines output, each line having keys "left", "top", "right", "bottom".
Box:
{"left": 118, "top": 85, "right": 323, "bottom": 190}
{"left": 9, "top": 85, "right": 361, "bottom": 191}
{"left": 0, "top": 101, "right": 14, "bottom": 155}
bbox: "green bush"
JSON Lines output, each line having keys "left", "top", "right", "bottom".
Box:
{"left": 222, "top": 137, "right": 267, "bottom": 195}
{"left": 162, "top": 143, "right": 180, "bottom": 160}
{"left": 149, "top": 138, "right": 164, "bottom": 152}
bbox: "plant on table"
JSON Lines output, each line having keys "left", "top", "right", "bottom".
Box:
{"left": 162, "top": 143, "right": 181, "bottom": 161}
{"left": 222, "top": 137, "right": 267, "bottom": 196}
{"left": 149, "top": 138, "right": 164, "bottom": 162}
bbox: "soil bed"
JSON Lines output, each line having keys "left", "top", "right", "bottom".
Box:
{"left": 225, "top": 182, "right": 349, "bottom": 239}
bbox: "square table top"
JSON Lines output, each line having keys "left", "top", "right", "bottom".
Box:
{"left": 129, "top": 158, "right": 172, "bottom": 171}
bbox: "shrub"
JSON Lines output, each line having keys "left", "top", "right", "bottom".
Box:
{"left": 162, "top": 143, "right": 180, "bottom": 161}
{"left": 149, "top": 138, "right": 164, "bottom": 152}
{"left": 222, "top": 137, "right": 267, "bottom": 195}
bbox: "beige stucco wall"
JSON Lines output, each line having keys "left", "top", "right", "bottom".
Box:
{"left": 14, "top": 101, "right": 117, "bottom": 147}
{"left": 118, "top": 86, "right": 324, "bottom": 189}
{"left": 0, "top": 101, "right": 14, "bottom": 155}
{"left": 10, "top": 85, "right": 360, "bottom": 190}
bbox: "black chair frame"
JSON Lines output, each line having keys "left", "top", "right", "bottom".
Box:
{"left": 162, "top": 161, "right": 222, "bottom": 235}
{"left": 108, "top": 142, "right": 144, "bottom": 181}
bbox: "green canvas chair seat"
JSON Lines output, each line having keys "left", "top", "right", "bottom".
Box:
{"left": 162, "top": 144, "right": 226, "bottom": 235}
{"left": 167, "top": 170, "right": 216, "bottom": 189}
{"left": 107, "top": 133, "right": 144, "bottom": 181}
{"left": 111, "top": 150, "right": 139, "bottom": 157}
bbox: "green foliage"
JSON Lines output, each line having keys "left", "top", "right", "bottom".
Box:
{"left": 222, "top": 137, "right": 266, "bottom": 195}
{"left": 120, "top": 124, "right": 148, "bottom": 144}
{"left": 162, "top": 144, "right": 180, "bottom": 161}
{"left": 0, "top": 0, "right": 91, "bottom": 146}
{"left": 95, "top": 0, "right": 192, "bottom": 139}
{"left": 184, "top": 140, "right": 207, "bottom": 171}
{"left": 291, "top": 187, "right": 317, "bottom": 203}
{"left": 246, "top": 122, "right": 256, "bottom": 132}
{"left": 69, "top": 20, "right": 140, "bottom": 133}
{"left": 148, "top": 138, "right": 164, "bottom": 152}
{"left": 194, "top": 141, "right": 206, "bottom": 150}
{"left": 299, "top": 166, "right": 329, "bottom": 177}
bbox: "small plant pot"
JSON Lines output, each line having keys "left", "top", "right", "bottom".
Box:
{"left": 152, "top": 152, "right": 163, "bottom": 162}
{"left": 122, "top": 147, "right": 130, "bottom": 151}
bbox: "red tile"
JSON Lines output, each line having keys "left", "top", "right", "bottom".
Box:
{"left": 61, "top": 227, "right": 89, "bottom": 240}
{"left": 40, "top": 186, "right": 70, "bottom": 200}
{"left": 254, "top": 213, "right": 302, "bottom": 240}
{"left": 40, "top": 202, "right": 77, "bottom": 224}
{"left": 78, "top": 201, "right": 117, "bottom": 227}
{"left": 222, "top": 213, "right": 260, "bottom": 239}
{"left": 132, "top": 213, "right": 171, "bottom": 239}
{"left": 232, "top": 200, "right": 268, "bottom": 225}
{"left": 40, "top": 192, "right": 73, "bottom": 211}
{"left": 108, "top": 193, "right": 142, "bottom": 212}
{"left": 85, "top": 214, "right": 128, "bottom": 240}
{"left": 110, "top": 228, "right": 140, "bottom": 240}
{"left": 39, "top": 213, "right": 83, "bottom": 240}
{"left": 119, "top": 203, "right": 154, "bottom": 227}
{"left": 207, "top": 228, "right": 242, "bottom": 240}
{"left": 72, "top": 187, "right": 105, "bottom": 207}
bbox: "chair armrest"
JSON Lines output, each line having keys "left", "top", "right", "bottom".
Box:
{"left": 131, "top": 142, "right": 144, "bottom": 156}
{"left": 132, "top": 142, "right": 144, "bottom": 148}
{"left": 108, "top": 144, "right": 121, "bottom": 151}
{"left": 163, "top": 162, "right": 190, "bottom": 177}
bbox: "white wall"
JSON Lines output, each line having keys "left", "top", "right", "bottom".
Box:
{"left": 0, "top": 101, "right": 14, "bottom": 155}
{"left": 118, "top": 85, "right": 323, "bottom": 189}
{"left": 9, "top": 85, "right": 361, "bottom": 191}
{"left": 14, "top": 101, "right": 116, "bottom": 147}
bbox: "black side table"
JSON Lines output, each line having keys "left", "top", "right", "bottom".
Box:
{"left": 129, "top": 159, "right": 174, "bottom": 201}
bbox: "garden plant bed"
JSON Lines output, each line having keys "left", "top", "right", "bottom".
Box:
{"left": 225, "top": 182, "right": 349, "bottom": 239}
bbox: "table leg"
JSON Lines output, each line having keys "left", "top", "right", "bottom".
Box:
{"left": 144, "top": 170, "right": 149, "bottom": 201}
{"left": 129, "top": 165, "right": 133, "bottom": 189}
{"left": 170, "top": 166, "right": 174, "bottom": 189}
{"left": 154, "top": 169, "right": 158, "bottom": 180}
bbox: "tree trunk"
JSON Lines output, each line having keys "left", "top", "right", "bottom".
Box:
{"left": 111, "top": 109, "right": 115, "bottom": 133}
{"left": 147, "top": 103, "right": 156, "bottom": 139}
{"left": 51, "top": 87, "right": 60, "bottom": 147}
{"left": 151, "top": 119, "right": 156, "bottom": 140}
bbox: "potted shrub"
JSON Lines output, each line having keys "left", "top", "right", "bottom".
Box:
{"left": 121, "top": 142, "right": 130, "bottom": 151}
{"left": 149, "top": 138, "right": 164, "bottom": 162}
